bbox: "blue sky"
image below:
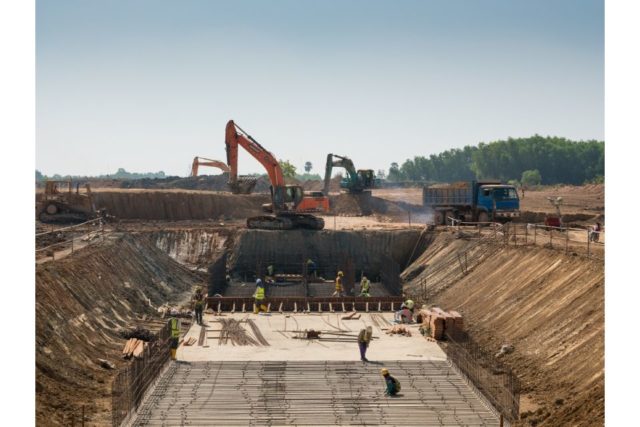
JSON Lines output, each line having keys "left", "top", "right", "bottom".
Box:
{"left": 36, "top": 0, "right": 604, "bottom": 177}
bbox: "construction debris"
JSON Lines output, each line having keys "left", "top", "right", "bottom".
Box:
{"left": 97, "top": 358, "right": 115, "bottom": 370}
{"left": 387, "top": 325, "right": 412, "bottom": 336}
{"left": 182, "top": 337, "right": 197, "bottom": 346}
{"left": 341, "top": 311, "right": 361, "bottom": 320}
{"left": 119, "top": 326, "right": 156, "bottom": 342}
{"left": 122, "top": 338, "right": 148, "bottom": 359}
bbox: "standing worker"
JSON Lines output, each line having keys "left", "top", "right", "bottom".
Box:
{"left": 306, "top": 258, "right": 317, "bottom": 280}
{"left": 193, "top": 287, "right": 204, "bottom": 326}
{"left": 267, "top": 264, "right": 274, "bottom": 277}
{"left": 253, "top": 279, "right": 268, "bottom": 314}
{"left": 358, "top": 326, "right": 373, "bottom": 362}
{"left": 169, "top": 316, "right": 181, "bottom": 361}
{"left": 332, "top": 271, "right": 345, "bottom": 297}
{"left": 359, "top": 275, "right": 371, "bottom": 297}
{"left": 381, "top": 368, "right": 401, "bottom": 396}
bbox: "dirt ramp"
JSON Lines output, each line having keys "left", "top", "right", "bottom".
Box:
{"left": 36, "top": 235, "right": 198, "bottom": 425}
{"left": 90, "top": 190, "right": 268, "bottom": 220}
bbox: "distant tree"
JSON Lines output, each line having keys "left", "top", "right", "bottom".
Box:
{"left": 279, "top": 160, "right": 297, "bottom": 178}
{"left": 36, "top": 170, "right": 44, "bottom": 181}
{"left": 521, "top": 169, "right": 542, "bottom": 186}
{"left": 304, "top": 161, "right": 313, "bottom": 173}
{"left": 388, "top": 162, "right": 401, "bottom": 181}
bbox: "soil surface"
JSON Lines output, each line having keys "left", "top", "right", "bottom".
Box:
{"left": 403, "top": 231, "right": 604, "bottom": 426}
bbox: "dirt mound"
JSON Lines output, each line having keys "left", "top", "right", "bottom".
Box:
{"left": 119, "top": 174, "right": 272, "bottom": 193}
{"left": 403, "top": 232, "right": 604, "bottom": 426}
{"left": 88, "top": 190, "right": 269, "bottom": 220}
{"left": 36, "top": 235, "right": 200, "bottom": 425}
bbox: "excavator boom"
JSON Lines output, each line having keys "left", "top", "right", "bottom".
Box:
{"left": 190, "top": 157, "right": 230, "bottom": 177}
{"left": 224, "top": 120, "right": 328, "bottom": 230}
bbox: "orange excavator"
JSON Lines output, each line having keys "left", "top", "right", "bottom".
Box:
{"left": 190, "top": 156, "right": 230, "bottom": 177}
{"left": 225, "top": 120, "right": 329, "bottom": 230}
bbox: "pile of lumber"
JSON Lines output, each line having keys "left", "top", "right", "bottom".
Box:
{"left": 182, "top": 337, "right": 197, "bottom": 346}
{"left": 386, "top": 325, "right": 412, "bottom": 337}
{"left": 417, "top": 307, "right": 464, "bottom": 340}
{"left": 341, "top": 311, "right": 362, "bottom": 320}
{"left": 122, "top": 338, "right": 148, "bottom": 359}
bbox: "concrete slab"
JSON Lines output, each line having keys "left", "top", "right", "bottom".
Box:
{"left": 177, "top": 312, "right": 447, "bottom": 362}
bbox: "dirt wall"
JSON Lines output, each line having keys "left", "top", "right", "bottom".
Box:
{"left": 227, "top": 229, "right": 425, "bottom": 280}
{"left": 403, "top": 232, "right": 604, "bottom": 426}
{"left": 36, "top": 235, "right": 199, "bottom": 425}
{"left": 151, "top": 230, "right": 231, "bottom": 268}
{"left": 90, "top": 190, "right": 268, "bottom": 220}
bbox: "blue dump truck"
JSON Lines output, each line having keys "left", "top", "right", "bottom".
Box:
{"left": 423, "top": 181, "right": 520, "bottom": 225}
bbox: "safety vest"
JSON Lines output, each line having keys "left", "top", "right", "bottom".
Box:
{"left": 335, "top": 277, "right": 343, "bottom": 292}
{"left": 170, "top": 318, "right": 180, "bottom": 338}
{"left": 255, "top": 286, "right": 265, "bottom": 300}
{"left": 361, "top": 278, "right": 370, "bottom": 292}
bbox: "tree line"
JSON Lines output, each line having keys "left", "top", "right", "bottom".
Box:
{"left": 388, "top": 135, "right": 604, "bottom": 185}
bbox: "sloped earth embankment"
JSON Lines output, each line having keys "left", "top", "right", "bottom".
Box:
{"left": 36, "top": 234, "right": 200, "bottom": 425}
{"left": 402, "top": 232, "right": 604, "bottom": 426}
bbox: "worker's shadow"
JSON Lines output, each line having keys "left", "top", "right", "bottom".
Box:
{"left": 365, "top": 360, "right": 384, "bottom": 366}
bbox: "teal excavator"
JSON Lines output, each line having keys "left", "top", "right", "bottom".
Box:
{"left": 323, "top": 153, "right": 378, "bottom": 195}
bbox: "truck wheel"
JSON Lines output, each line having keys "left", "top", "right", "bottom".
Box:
{"left": 478, "top": 212, "right": 489, "bottom": 224}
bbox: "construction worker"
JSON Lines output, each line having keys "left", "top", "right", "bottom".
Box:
{"left": 381, "top": 368, "right": 401, "bottom": 396}
{"left": 169, "top": 316, "right": 181, "bottom": 360}
{"left": 306, "top": 258, "right": 317, "bottom": 279}
{"left": 394, "top": 299, "right": 415, "bottom": 323}
{"left": 253, "top": 279, "right": 268, "bottom": 314}
{"left": 267, "top": 264, "right": 274, "bottom": 277}
{"left": 359, "top": 275, "right": 371, "bottom": 297}
{"left": 193, "top": 287, "right": 204, "bottom": 325}
{"left": 358, "top": 326, "right": 373, "bottom": 362}
{"left": 332, "top": 271, "right": 345, "bottom": 297}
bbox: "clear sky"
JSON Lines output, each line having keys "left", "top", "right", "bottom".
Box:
{"left": 36, "top": 0, "right": 604, "bottom": 177}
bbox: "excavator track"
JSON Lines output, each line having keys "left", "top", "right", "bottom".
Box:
{"left": 246, "top": 214, "right": 324, "bottom": 231}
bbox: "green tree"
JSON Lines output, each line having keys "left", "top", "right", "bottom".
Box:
{"left": 36, "top": 170, "right": 44, "bottom": 181}
{"left": 279, "top": 160, "right": 297, "bottom": 178}
{"left": 521, "top": 169, "right": 542, "bottom": 186}
{"left": 304, "top": 161, "right": 312, "bottom": 173}
{"left": 388, "top": 162, "right": 401, "bottom": 181}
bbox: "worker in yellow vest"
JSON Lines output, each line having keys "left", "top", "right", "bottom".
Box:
{"left": 359, "top": 275, "right": 371, "bottom": 297}
{"left": 169, "top": 317, "right": 181, "bottom": 360}
{"left": 332, "top": 271, "right": 345, "bottom": 297}
{"left": 253, "top": 279, "right": 268, "bottom": 314}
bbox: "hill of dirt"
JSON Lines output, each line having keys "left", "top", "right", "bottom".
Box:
{"left": 402, "top": 231, "right": 604, "bottom": 426}
{"left": 36, "top": 234, "right": 201, "bottom": 425}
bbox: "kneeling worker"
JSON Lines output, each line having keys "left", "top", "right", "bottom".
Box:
{"left": 381, "top": 368, "right": 401, "bottom": 396}
{"left": 394, "top": 299, "right": 415, "bottom": 323}
{"left": 253, "top": 279, "right": 268, "bottom": 314}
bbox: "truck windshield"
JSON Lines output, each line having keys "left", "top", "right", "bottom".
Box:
{"left": 493, "top": 187, "right": 518, "bottom": 200}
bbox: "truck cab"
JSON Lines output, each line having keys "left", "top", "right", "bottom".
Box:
{"left": 475, "top": 183, "right": 520, "bottom": 221}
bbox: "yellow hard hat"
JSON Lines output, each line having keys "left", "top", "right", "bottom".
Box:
{"left": 338, "top": 271, "right": 344, "bottom": 276}
{"left": 380, "top": 368, "right": 389, "bottom": 375}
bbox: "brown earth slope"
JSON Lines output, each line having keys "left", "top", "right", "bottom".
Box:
{"left": 36, "top": 234, "right": 200, "bottom": 425}
{"left": 403, "top": 232, "right": 604, "bottom": 426}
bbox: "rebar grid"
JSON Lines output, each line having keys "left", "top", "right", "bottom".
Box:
{"left": 131, "top": 360, "right": 500, "bottom": 426}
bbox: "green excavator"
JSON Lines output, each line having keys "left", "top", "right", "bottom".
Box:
{"left": 323, "top": 153, "right": 379, "bottom": 195}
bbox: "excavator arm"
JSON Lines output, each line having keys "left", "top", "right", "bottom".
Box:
{"left": 225, "top": 120, "right": 285, "bottom": 189}
{"left": 190, "top": 157, "right": 230, "bottom": 177}
{"left": 324, "top": 153, "right": 359, "bottom": 194}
